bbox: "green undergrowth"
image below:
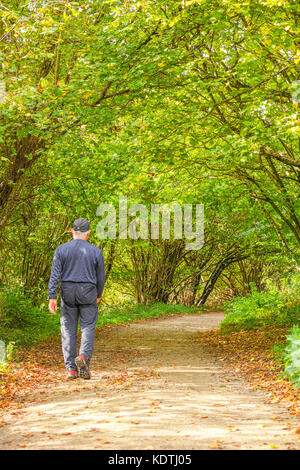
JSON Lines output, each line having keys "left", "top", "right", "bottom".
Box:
{"left": 0, "top": 285, "right": 61, "bottom": 347}
{"left": 97, "top": 302, "right": 199, "bottom": 327}
{"left": 220, "top": 284, "right": 299, "bottom": 334}
{"left": 0, "top": 284, "right": 199, "bottom": 348}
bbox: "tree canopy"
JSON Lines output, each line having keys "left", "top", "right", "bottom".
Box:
{"left": 0, "top": 0, "right": 299, "bottom": 305}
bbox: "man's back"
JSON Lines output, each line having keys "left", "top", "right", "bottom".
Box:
{"left": 48, "top": 238, "right": 105, "bottom": 300}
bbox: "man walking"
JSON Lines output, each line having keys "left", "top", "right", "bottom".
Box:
{"left": 48, "top": 218, "right": 105, "bottom": 380}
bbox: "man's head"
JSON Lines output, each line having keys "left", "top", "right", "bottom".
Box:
{"left": 71, "top": 218, "right": 91, "bottom": 240}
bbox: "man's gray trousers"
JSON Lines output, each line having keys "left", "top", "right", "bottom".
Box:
{"left": 60, "top": 282, "right": 99, "bottom": 371}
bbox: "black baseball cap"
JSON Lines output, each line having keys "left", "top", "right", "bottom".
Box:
{"left": 73, "top": 218, "right": 90, "bottom": 232}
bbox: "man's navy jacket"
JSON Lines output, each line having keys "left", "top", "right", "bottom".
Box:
{"left": 48, "top": 239, "right": 106, "bottom": 300}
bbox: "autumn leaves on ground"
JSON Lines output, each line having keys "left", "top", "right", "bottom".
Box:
{"left": 0, "top": 312, "right": 299, "bottom": 450}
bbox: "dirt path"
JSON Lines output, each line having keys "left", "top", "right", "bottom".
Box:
{"left": 0, "top": 312, "right": 299, "bottom": 450}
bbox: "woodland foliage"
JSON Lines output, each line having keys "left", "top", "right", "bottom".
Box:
{"left": 0, "top": 0, "right": 299, "bottom": 312}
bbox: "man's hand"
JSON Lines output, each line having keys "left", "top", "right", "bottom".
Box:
{"left": 48, "top": 299, "right": 57, "bottom": 315}
{"left": 97, "top": 297, "right": 101, "bottom": 304}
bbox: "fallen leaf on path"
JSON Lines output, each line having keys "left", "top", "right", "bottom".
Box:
{"left": 198, "top": 327, "right": 300, "bottom": 416}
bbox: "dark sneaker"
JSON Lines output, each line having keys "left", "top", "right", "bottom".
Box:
{"left": 75, "top": 354, "right": 91, "bottom": 380}
{"left": 68, "top": 370, "right": 78, "bottom": 380}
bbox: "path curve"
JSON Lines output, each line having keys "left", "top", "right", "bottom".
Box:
{"left": 0, "top": 312, "right": 299, "bottom": 450}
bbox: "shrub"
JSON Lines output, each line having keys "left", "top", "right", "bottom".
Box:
{"left": 0, "top": 284, "right": 60, "bottom": 345}
{"left": 221, "top": 283, "right": 300, "bottom": 333}
{"left": 0, "top": 284, "right": 41, "bottom": 328}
